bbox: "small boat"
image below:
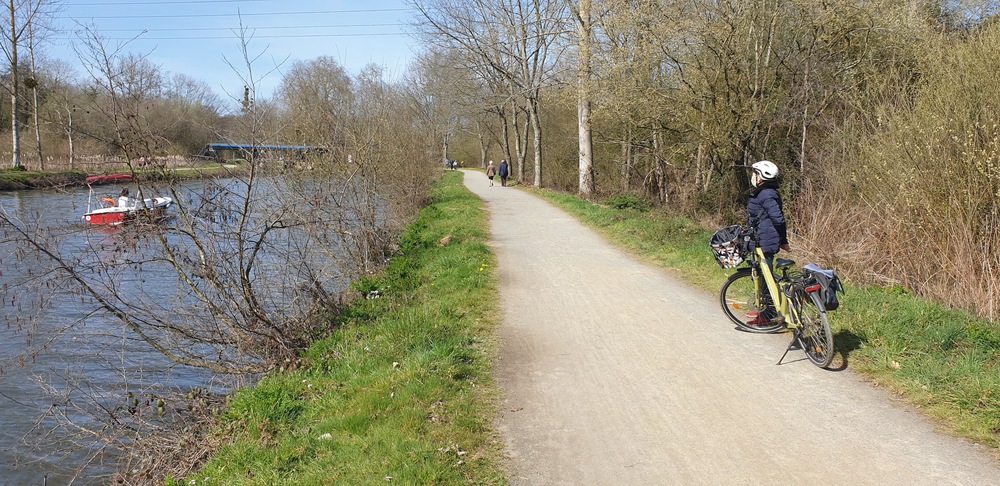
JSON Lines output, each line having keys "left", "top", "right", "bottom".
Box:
{"left": 85, "top": 174, "right": 135, "bottom": 185}
{"left": 83, "top": 174, "right": 173, "bottom": 225}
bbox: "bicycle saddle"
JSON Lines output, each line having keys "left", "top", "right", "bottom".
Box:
{"left": 776, "top": 258, "right": 795, "bottom": 269}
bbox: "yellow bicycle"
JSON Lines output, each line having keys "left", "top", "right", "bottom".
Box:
{"left": 712, "top": 225, "right": 836, "bottom": 368}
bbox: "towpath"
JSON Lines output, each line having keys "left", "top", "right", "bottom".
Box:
{"left": 460, "top": 169, "right": 1000, "bottom": 485}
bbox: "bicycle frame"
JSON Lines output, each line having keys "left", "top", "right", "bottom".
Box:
{"left": 717, "top": 227, "right": 836, "bottom": 367}
{"left": 747, "top": 246, "right": 799, "bottom": 327}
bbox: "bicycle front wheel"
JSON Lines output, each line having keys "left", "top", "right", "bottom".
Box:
{"left": 793, "top": 291, "right": 835, "bottom": 368}
{"left": 720, "top": 269, "right": 783, "bottom": 333}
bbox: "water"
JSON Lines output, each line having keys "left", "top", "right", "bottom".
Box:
{"left": 0, "top": 183, "right": 232, "bottom": 485}
{"left": 0, "top": 174, "right": 377, "bottom": 484}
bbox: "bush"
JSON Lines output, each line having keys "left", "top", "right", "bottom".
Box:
{"left": 604, "top": 194, "right": 651, "bottom": 212}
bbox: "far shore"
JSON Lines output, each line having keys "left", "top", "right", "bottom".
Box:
{"left": 0, "top": 160, "right": 245, "bottom": 191}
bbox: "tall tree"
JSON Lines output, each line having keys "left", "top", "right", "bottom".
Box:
{"left": 411, "top": 0, "right": 567, "bottom": 187}
{"left": 277, "top": 56, "right": 353, "bottom": 151}
{"left": 0, "top": 0, "right": 51, "bottom": 169}
{"left": 569, "top": 0, "right": 595, "bottom": 195}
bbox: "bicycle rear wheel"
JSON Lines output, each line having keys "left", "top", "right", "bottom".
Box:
{"left": 720, "top": 269, "right": 784, "bottom": 333}
{"left": 793, "top": 291, "right": 835, "bottom": 368}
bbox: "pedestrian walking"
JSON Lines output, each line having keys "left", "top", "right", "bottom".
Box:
{"left": 486, "top": 161, "right": 496, "bottom": 186}
{"left": 499, "top": 160, "right": 509, "bottom": 187}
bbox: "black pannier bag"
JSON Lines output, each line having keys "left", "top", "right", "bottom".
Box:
{"left": 803, "top": 263, "right": 844, "bottom": 310}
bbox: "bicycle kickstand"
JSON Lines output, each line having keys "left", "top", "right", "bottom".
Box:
{"left": 776, "top": 334, "right": 798, "bottom": 365}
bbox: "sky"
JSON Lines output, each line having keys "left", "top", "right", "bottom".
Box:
{"left": 49, "top": 0, "right": 419, "bottom": 108}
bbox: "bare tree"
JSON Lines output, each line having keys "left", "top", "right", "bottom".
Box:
{"left": 35, "top": 59, "right": 83, "bottom": 169}
{"left": 276, "top": 56, "right": 353, "bottom": 152}
{"left": 410, "top": 48, "right": 481, "bottom": 168}
{"left": 411, "top": 0, "right": 568, "bottom": 186}
{"left": 26, "top": 18, "right": 42, "bottom": 167}
{"left": 72, "top": 23, "right": 166, "bottom": 164}
{"left": 568, "top": 0, "right": 594, "bottom": 195}
{"left": 0, "top": 0, "right": 53, "bottom": 169}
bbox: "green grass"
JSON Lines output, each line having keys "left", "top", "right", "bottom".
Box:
{"left": 534, "top": 189, "right": 1000, "bottom": 452}
{"left": 0, "top": 165, "right": 241, "bottom": 190}
{"left": 176, "top": 175, "right": 998, "bottom": 485}
{"left": 174, "top": 172, "right": 505, "bottom": 485}
{"left": 0, "top": 168, "right": 88, "bottom": 190}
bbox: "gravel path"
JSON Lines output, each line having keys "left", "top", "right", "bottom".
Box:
{"left": 461, "top": 169, "right": 1000, "bottom": 486}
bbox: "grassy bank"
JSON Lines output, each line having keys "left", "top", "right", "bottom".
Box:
{"left": 0, "top": 164, "right": 242, "bottom": 191}
{"left": 0, "top": 167, "right": 89, "bottom": 190}
{"left": 534, "top": 190, "right": 1000, "bottom": 452}
{"left": 173, "top": 171, "right": 505, "bottom": 485}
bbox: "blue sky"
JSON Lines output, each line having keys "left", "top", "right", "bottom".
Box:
{"left": 51, "top": 0, "right": 418, "bottom": 106}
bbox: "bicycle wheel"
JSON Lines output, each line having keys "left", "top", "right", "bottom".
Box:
{"left": 720, "top": 269, "right": 784, "bottom": 333}
{"left": 793, "top": 291, "right": 835, "bottom": 368}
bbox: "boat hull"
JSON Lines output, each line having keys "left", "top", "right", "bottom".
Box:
{"left": 83, "top": 197, "right": 173, "bottom": 225}
{"left": 85, "top": 174, "right": 134, "bottom": 185}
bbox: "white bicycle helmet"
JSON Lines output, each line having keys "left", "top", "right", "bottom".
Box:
{"left": 751, "top": 160, "right": 779, "bottom": 180}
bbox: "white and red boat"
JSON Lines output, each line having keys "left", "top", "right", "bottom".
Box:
{"left": 83, "top": 175, "right": 173, "bottom": 225}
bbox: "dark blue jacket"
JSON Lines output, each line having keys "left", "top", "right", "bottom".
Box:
{"left": 498, "top": 161, "right": 509, "bottom": 178}
{"left": 747, "top": 181, "right": 787, "bottom": 255}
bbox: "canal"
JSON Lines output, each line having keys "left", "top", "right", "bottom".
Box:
{"left": 0, "top": 179, "right": 272, "bottom": 484}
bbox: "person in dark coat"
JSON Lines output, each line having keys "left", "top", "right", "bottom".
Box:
{"left": 746, "top": 160, "right": 790, "bottom": 326}
{"left": 747, "top": 160, "right": 790, "bottom": 260}
{"left": 498, "top": 160, "right": 509, "bottom": 186}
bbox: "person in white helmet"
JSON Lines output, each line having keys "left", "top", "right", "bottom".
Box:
{"left": 746, "top": 160, "right": 790, "bottom": 326}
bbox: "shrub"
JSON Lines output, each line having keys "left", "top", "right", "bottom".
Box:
{"left": 604, "top": 194, "right": 651, "bottom": 212}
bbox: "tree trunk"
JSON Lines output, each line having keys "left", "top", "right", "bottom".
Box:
{"left": 9, "top": 0, "right": 20, "bottom": 169}
{"left": 576, "top": 0, "right": 595, "bottom": 196}
{"left": 511, "top": 98, "right": 528, "bottom": 184}
{"left": 478, "top": 131, "right": 488, "bottom": 168}
{"left": 799, "top": 61, "right": 809, "bottom": 174}
{"left": 517, "top": 108, "right": 529, "bottom": 184}
{"left": 529, "top": 99, "right": 542, "bottom": 187}
{"left": 621, "top": 138, "right": 631, "bottom": 192}
{"left": 67, "top": 107, "right": 74, "bottom": 170}
{"left": 654, "top": 132, "right": 667, "bottom": 204}
{"left": 477, "top": 119, "right": 489, "bottom": 168}
{"left": 497, "top": 108, "right": 513, "bottom": 169}
{"left": 442, "top": 133, "right": 449, "bottom": 166}
{"left": 29, "top": 23, "right": 41, "bottom": 169}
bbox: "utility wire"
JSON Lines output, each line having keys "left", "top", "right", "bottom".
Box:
{"left": 54, "top": 32, "right": 406, "bottom": 41}
{"left": 60, "top": 8, "right": 412, "bottom": 20}
{"left": 71, "top": 0, "right": 271, "bottom": 5}
{"left": 92, "top": 23, "right": 401, "bottom": 32}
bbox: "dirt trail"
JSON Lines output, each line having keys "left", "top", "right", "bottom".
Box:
{"left": 460, "top": 169, "right": 1000, "bottom": 486}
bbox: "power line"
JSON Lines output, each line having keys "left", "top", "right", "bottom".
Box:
{"left": 92, "top": 23, "right": 402, "bottom": 32}
{"left": 71, "top": 0, "right": 271, "bottom": 5}
{"left": 55, "top": 32, "right": 407, "bottom": 41}
{"left": 61, "top": 8, "right": 413, "bottom": 20}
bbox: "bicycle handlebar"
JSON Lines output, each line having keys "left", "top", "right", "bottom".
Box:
{"left": 739, "top": 226, "right": 759, "bottom": 254}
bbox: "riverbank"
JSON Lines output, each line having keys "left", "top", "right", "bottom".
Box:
{"left": 0, "top": 164, "right": 242, "bottom": 191}
{"left": 169, "top": 171, "right": 507, "bottom": 484}
{"left": 0, "top": 167, "right": 89, "bottom": 190}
